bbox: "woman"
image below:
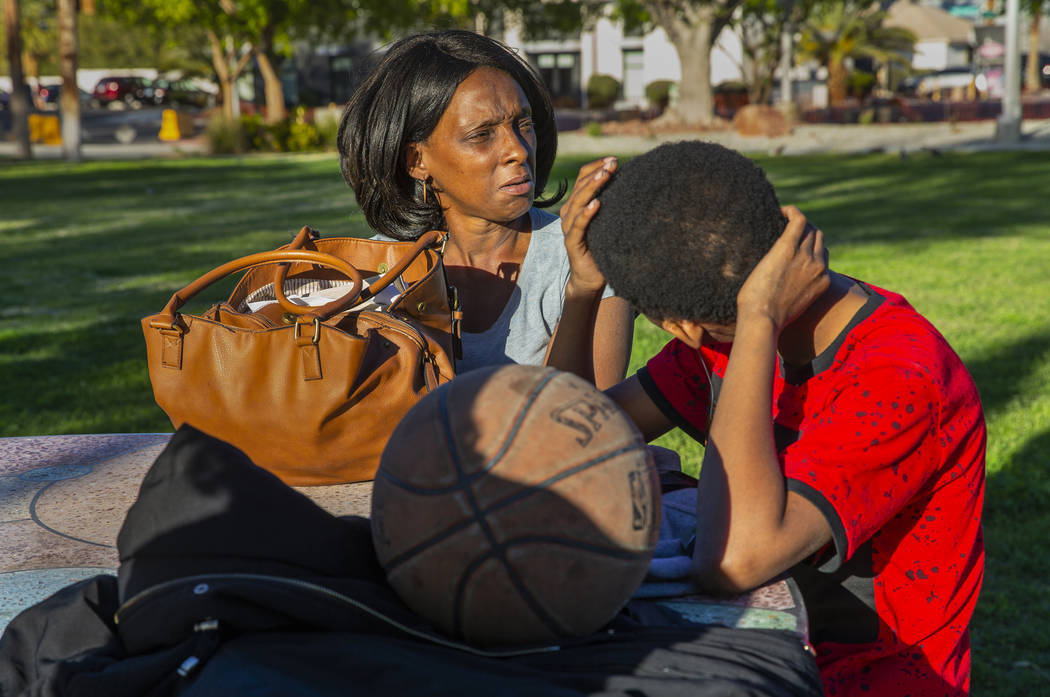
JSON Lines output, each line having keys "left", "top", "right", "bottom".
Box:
{"left": 337, "top": 30, "right": 633, "bottom": 389}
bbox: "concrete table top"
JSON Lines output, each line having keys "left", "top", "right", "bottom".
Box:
{"left": 0, "top": 432, "right": 375, "bottom": 633}
{"left": 0, "top": 433, "right": 807, "bottom": 644}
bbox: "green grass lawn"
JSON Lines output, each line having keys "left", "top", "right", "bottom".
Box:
{"left": 2, "top": 149, "right": 1048, "bottom": 692}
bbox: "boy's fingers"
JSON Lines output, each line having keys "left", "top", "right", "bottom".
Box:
{"left": 799, "top": 221, "right": 817, "bottom": 256}
{"left": 780, "top": 206, "right": 809, "bottom": 247}
{"left": 812, "top": 228, "right": 827, "bottom": 265}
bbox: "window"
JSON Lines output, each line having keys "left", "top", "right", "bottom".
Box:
{"left": 530, "top": 52, "right": 581, "bottom": 106}
{"left": 622, "top": 49, "right": 644, "bottom": 101}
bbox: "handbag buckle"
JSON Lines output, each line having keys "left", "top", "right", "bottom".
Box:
{"left": 149, "top": 318, "right": 183, "bottom": 334}
{"left": 293, "top": 317, "right": 321, "bottom": 344}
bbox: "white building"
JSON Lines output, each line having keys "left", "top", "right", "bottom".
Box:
{"left": 499, "top": 9, "right": 744, "bottom": 109}
{"left": 885, "top": 0, "right": 975, "bottom": 71}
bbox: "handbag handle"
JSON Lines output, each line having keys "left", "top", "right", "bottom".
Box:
{"left": 151, "top": 249, "right": 365, "bottom": 328}
{"left": 274, "top": 229, "right": 446, "bottom": 313}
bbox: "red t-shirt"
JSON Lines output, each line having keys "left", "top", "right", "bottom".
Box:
{"left": 640, "top": 284, "right": 985, "bottom": 696}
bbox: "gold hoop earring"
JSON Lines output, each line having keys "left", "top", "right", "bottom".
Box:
{"left": 421, "top": 178, "right": 428, "bottom": 204}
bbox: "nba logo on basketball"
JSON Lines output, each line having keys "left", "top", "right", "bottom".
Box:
{"left": 629, "top": 469, "right": 650, "bottom": 531}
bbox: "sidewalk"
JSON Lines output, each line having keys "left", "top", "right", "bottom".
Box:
{"left": 557, "top": 118, "right": 1050, "bottom": 157}
{"left": 3, "top": 119, "right": 1050, "bottom": 161}
{"left": 0, "top": 137, "right": 207, "bottom": 160}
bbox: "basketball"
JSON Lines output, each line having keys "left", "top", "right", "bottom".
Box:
{"left": 371, "top": 364, "right": 660, "bottom": 647}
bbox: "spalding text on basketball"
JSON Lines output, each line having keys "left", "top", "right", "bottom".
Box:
{"left": 549, "top": 398, "right": 618, "bottom": 446}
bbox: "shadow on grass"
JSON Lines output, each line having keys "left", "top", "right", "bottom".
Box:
{"left": 971, "top": 424, "right": 1050, "bottom": 693}
{"left": 0, "top": 318, "right": 167, "bottom": 435}
{"left": 758, "top": 151, "right": 1050, "bottom": 247}
{"left": 956, "top": 329, "right": 1050, "bottom": 691}
{"left": 964, "top": 328, "right": 1050, "bottom": 418}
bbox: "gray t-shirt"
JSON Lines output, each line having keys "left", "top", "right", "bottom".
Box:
{"left": 375, "top": 207, "right": 613, "bottom": 374}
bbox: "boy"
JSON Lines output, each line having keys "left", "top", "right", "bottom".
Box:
{"left": 586, "top": 142, "right": 985, "bottom": 696}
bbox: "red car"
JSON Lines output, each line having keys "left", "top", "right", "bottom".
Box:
{"left": 90, "top": 76, "right": 160, "bottom": 109}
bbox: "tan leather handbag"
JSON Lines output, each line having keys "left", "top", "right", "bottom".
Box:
{"left": 142, "top": 228, "right": 459, "bottom": 486}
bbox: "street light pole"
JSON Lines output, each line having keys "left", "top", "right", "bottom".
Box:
{"left": 996, "top": 0, "right": 1022, "bottom": 142}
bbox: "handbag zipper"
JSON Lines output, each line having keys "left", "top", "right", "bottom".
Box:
{"left": 114, "top": 572, "right": 561, "bottom": 658}
{"left": 357, "top": 310, "right": 445, "bottom": 388}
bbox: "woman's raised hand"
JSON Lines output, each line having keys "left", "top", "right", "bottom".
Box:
{"left": 560, "top": 156, "right": 618, "bottom": 294}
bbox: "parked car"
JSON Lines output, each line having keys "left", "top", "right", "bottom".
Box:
{"left": 151, "top": 78, "right": 217, "bottom": 110}
{"left": 36, "top": 83, "right": 95, "bottom": 111}
{"left": 0, "top": 84, "right": 38, "bottom": 132}
{"left": 0, "top": 83, "right": 38, "bottom": 109}
{"left": 90, "top": 76, "right": 160, "bottom": 109}
{"left": 899, "top": 67, "right": 976, "bottom": 97}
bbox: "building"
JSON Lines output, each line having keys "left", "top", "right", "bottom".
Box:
{"left": 498, "top": 8, "right": 743, "bottom": 110}
{"left": 885, "top": 0, "right": 975, "bottom": 71}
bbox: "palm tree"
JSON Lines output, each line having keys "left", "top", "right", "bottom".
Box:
{"left": 798, "top": 0, "right": 915, "bottom": 106}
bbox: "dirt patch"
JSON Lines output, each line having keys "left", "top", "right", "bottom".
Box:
{"left": 587, "top": 117, "right": 733, "bottom": 137}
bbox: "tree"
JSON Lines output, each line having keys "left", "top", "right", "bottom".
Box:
{"left": 798, "top": 0, "right": 914, "bottom": 106}
{"left": 637, "top": 0, "right": 742, "bottom": 125}
{"left": 735, "top": 0, "right": 814, "bottom": 105}
{"left": 77, "top": 13, "right": 211, "bottom": 75}
{"left": 104, "top": 1, "right": 259, "bottom": 119}
{"left": 2, "top": 0, "right": 31, "bottom": 158}
{"left": 230, "top": 0, "right": 356, "bottom": 124}
{"left": 104, "top": 0, "right": 416, "bottom": 123}
{"left": 1023, "top": 0, "right": 1047, "bottom": 92}
{"left": 13, "top": 0, "right": 54, "bottom": 85}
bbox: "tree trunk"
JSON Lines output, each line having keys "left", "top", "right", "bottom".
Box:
{"left": 1025, "top": 12, "right": 1041, "bottom": 93}
{"left": 2, "top": 0, "right": 31, "bottom": 159}
{"left": 673, "top": 24, "right": 716, "bottom": 125}
{"left": 206, "top": 29, "right": 252, "bottom": 120}
{"left": 256, "top": 49, "right": 287, "bottom": 124}
{"left": 207, "top": 29, "right": 235, "bottom": 119}
{"left": 57, "top": 0, "right": 80, "bottom": 162}
{"left": 646, "top": 1, "right": 740, "bottom": 126}
{"left": 828, "top": 56, "right": 848, "bottom": 106}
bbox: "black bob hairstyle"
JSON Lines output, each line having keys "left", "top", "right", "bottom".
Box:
{"left": 337, "top": 30, "right": 562, "bottom": 241}
{"left": 587, "top": 141, "right": 788, "bottom": 325}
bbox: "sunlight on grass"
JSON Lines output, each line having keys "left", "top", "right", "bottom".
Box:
{"left": 2, "top": 151, "right": 1049, "bottom": 694}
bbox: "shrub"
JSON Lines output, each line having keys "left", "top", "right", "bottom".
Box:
{"left": 314, "top": 105, "right": 342, "bottom": 151}
{"left": 644, "top": 80, "right": 675, "bottom": 111}
{"left": 206, "top": 108, "right": 327, "bottom": 154}
{"left": 587, "top": 74, "right": 620, "bottom": 109}
{"left": 264, "top": 118, "right": 292, "bottom": 152}
{"left": 585, "top": 120, "right": 603, "bottom": 137}
{"left": 848, "top": 70, "right": 877, "bottom": 100}
{"left": 206, "top": 115, "right": 248, "bottom": 154}
{"left": 239, "top": 114, "right": 266, "bottom": 151}
{"left": 284, "top": 107, "right": 322, "bottom": 152}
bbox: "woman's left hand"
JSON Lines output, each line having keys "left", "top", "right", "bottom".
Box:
{"left": 560, "top": 156, "right": 618, "bottom": 293}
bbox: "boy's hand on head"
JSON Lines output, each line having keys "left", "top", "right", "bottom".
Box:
{"left": 560, "top": 156, "right": 617, "bottom": 294}
{"left": 736, "top": 206, "right": 830, "bottom": 333}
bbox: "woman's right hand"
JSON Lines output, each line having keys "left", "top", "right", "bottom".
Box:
{"left": 560, "top": 156, "right": 618, "bottom": 294}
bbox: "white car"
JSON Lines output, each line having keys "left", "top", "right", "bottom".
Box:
{"left": 915, "top": 68, "right": 975, "bottom": 95}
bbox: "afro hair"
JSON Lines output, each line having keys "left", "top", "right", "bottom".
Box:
{"left": 587, "top": 141, "right": 787, "bottom": 324}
